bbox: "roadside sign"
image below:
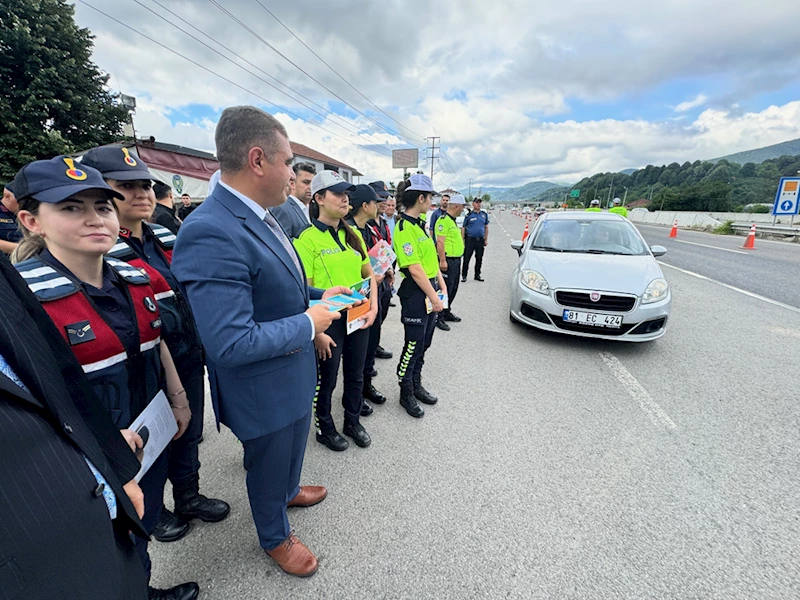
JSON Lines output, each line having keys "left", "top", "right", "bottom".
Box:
{"left": 570, "top": 189, "right": 580, "bottom": 198}
{"left": 392, "top": 149, "right": 419, "bottom": 169}
{"left": 772, "top": 177, "right": 800, "bottom": 215}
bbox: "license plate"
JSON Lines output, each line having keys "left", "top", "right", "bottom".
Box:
{"left": 562, "top": 310, "right": 623, "bottom": 328}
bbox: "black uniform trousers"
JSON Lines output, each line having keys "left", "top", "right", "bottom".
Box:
{"left": 315, "top": 317, "right": 370, "bottom": 435}
{"left": 242, "top": 409, "right": 311, "bottom": 550}
{"left": 133, "top": 449, "right": 169, "bottom": 582}
{"left": 167, "top": 359, "right": 204, "bottom": 486}
{"left": 462, "top": 236, "right": 486, "bottom": 278}
{"left": 364, "top": 280, "right": 392, "bottom": 376}
{"left": 397, "top": 277, "right": 438, "bottom": 384}
{"left": 440, "top": 256, "right": 462, "bottom": 318}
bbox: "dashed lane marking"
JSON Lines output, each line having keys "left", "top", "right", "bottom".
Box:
{"left": 658, "top": 261, "right": 800, "bottom": 316}
{"left": 600, "top": 352, "right": 677, "bottom": 431}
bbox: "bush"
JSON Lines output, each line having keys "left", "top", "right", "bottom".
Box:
{"left": 714, "top": 220, "right": 735, "bottom": 235}
{"left": 749, "top": 204, "right": 771, "bottom": 214}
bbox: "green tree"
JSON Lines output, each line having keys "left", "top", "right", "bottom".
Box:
{"left": 481, "top": 193, "right": 491, "bottom": 202}
{"left": 0, "top": 0, "right": 129, "bottom": 180}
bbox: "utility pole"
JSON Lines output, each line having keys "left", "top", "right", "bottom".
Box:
{"left": 468, "top": 178, "right": 473, "bottom": 199}
{"left": 606, "top": 175, "right": 615, "bottom": 208}
{"left": 427, "top": 136, "right": 440, "bottom": 186}
{"left": 622, "top": 187, "right": 628, "bottom": 206}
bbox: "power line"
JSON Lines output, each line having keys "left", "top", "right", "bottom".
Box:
{"left": 253, "top": 0, "right": 426, "bottom": 142}
{"left": 129, "top": 0, "right": 393, "bottom": 157}
{"left": 143, "top": 0, "right": 394, "bottom": 151}
{"left": 81, "top": 1, "right": 395, "bottom": 159}
{"left": 207, "top": 0, "right": 424, "bottom": 150}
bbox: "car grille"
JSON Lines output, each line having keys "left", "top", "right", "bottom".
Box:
{"left": 556, "top": 291, "right": 636, "bottom": 312}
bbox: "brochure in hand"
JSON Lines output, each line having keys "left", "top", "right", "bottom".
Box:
{"left": 129, "top": 391, "right": 178, "bottom": 482}
{"left": 425, "top": 291, "right": 449, "bottom": 314}
{"left": 368, "top": 240, "right": 396, "bottom": 277}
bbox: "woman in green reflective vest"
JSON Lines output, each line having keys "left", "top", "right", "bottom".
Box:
{"left": 392, "top": 174, "right": 446, "bottom": 418}
{"left": 294, "top": 171, "right": 378, "bottom": 452}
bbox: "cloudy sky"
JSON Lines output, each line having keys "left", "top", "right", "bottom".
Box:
{"left": 73, "top": 0, "right": 800, "bottom": 190}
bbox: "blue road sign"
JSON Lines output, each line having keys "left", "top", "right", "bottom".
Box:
{"left": 772, "top": 177, "right": 800, "bottom": 216}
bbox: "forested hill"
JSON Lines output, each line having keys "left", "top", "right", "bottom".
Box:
{"left": 549, "top": 154, "right": 800, "bottom": 211}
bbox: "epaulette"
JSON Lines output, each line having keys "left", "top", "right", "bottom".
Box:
{"left": 15, "top": 257, "right": 78, "bottom": 301}
{"left": 105, "top": 258, "right": 150, "bottom": 285}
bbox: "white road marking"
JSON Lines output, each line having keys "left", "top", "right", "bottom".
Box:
{"left": 768, "top": 326, "right": 800, "bottom": 339}
{"left": 600, "top": 352, "right": 677, "bottom": 431}
{"left": 636, "top": 223, "right": 800, "bottom": 249}
{"left": 673, "top": 239, "right": 749, "bottom": 255}
{"left": 658, "top": 261, "right": 800, "bottom": 316}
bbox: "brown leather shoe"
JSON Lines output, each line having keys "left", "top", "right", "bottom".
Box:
{"left": 265, "top": 534, "right": 318, "bottom": 577}
{"left": 287, "top": 486, "right": 328, "bottom": 508}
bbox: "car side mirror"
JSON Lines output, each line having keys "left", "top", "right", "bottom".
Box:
{"left": 650, "top": 245, "right": 667, "bottom": 257}
{"left": 510, "top": 240, "right": 524, "bottom": 256}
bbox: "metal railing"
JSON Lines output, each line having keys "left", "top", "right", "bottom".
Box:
{"left": 731, "top": 223, "right": 800, "bottom": 241}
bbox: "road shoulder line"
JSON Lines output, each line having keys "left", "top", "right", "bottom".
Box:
{"left": 658, "top": 261, "right": 800, "bottom": 315}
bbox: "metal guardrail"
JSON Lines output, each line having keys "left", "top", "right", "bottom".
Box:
{"left": 731, "top": 223, "right": 800, "bottom": 240}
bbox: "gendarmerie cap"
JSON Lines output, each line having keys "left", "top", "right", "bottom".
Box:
{"left": 80, "top": 146, "right": 162, "bottom": 183}
{"left": 12, "top": 156, "right": 123, "bottom": 203}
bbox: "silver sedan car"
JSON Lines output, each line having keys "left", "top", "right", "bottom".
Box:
{"left": 509, "top": 212, "right": 671, "bottom": 341}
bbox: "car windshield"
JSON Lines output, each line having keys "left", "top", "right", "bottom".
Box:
{"left": 530, "top": 219, "right": 649, "bottom": 256}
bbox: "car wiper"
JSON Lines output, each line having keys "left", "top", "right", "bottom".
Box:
{"left": 531, "top": 245, "right": 564, "bottom": 252}
{"left": 584, "top": 249, "right": 631, "bottom": 255}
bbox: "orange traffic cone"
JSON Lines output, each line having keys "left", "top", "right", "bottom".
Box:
{"left": 522, "top": 222, "right": 530, "bottom": 241}
{"left": 742, "top": 224, "right": 756, "bottom": 249}
{"left": 669, "top": 220, "right": 678, "bottom": 238}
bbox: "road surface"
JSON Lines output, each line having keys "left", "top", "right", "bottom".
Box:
{"left": 150, "top": 210, "right": 800, "bottom": 599}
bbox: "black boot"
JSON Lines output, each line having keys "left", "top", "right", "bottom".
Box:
{"left": 413, "top": 377, "right": 438, "bottom": 405}
{"left": 400, "top": 381, "right": 424, "bottom": 418}
{"left": 360, "top": 400, "right": 373, "bottom": 416}
{"left": 148, "top": 582, "right": 199, "bottom": 600}
{"left": 375, "top": 345, "right": 393, "bottom": 359}
{"left": 173, "top": 473, "right": 230, "bottom": 523}
{"left": 363, "top": 377, "right": 387, "bottom": 404}
{"left": 153, "top": 507, "right": 190, "bottom": 543}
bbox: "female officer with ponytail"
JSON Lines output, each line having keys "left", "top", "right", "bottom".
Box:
{"left": 80, "top": 146, "right": 229, "bottom": 542}
{"left": 293, "top": 171, "right": 378, "bottom": 451}
{"left": 11, "top": 156, "right": 199, "bottom": 600}
{"left": 392, "top": 175, "right": 445, "bottom": 418}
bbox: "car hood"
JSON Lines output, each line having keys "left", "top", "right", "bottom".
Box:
{"left": 524, "top": 252, "right": 663, "bottom": 295}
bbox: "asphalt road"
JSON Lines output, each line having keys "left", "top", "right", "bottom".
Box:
{"left": 151, "top": 210, "right": 800, "bottom": 599}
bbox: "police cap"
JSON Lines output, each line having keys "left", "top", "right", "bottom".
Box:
{"left": 81, "top": 146, "right": 161, "bottom": 183}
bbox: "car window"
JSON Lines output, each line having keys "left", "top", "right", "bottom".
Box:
{"left": 530, "top": 219, "right": 648, "bottom": 255}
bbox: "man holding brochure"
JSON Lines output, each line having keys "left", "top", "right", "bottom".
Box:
{"left": 172, "top": 107, "right": 354, "bottom": 578}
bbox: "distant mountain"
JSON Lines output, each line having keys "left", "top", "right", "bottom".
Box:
{"left": 711, "top": 137, "right": 800, "bottom": 165}
{"left": 490, "top": 181, "right": 560, "bottom": 202}
{"left": 620, "top": 168, "right": 637, "bottom": 175}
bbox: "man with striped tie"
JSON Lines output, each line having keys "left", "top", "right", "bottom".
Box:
{"left": 172, "top": 106, "right": 356, "bottom": 578}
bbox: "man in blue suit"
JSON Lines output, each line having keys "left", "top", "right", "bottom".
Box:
{"left": 172, "top": 106, "right": 349, "bottom": 578}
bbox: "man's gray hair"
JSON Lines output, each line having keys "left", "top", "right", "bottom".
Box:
{"left": 215, "top": 106, "right": 289, "bottom": 173}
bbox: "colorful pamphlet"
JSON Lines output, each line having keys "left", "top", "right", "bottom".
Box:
{"left": 368, "top": 240, "right": 396, "bottom": 277}
{"left": 425, "top": 291, "right": 449, "bottom": 314}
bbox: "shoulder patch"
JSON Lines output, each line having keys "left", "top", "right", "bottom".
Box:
{"left": 15, "top": 257, "right": 78, "bottom": 302}
{"left": 402, "top": 242, "right": 413, "bottom": 256}
{"left": 106, "top": 258, "right": 151, "bottom": 285}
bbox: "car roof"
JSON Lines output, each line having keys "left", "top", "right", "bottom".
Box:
{"left": 540, "top": 211, "right": 626, "bottom": 222}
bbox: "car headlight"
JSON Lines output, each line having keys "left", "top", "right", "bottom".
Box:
{"left": 642, "top": 278, "right": 669, "bottom": 304}
{"left": 520, "top": 270, "right": 550, "bottom": 295}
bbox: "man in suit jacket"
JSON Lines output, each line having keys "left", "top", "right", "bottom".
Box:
{"left": 0, "top": 254, "right": 148, "bottom": 600}
{"left": 270, "top": 162, "right": 315, "bottom": 239}
{"left": 171, "top": 106, "right": 348, "bottom": 578}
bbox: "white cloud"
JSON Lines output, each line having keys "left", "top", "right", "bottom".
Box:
{"left": 70, "top": 0, "right": 800, "bottom": 189}
{"left": 675, "top": 94, "right": 708, "bottom": 113}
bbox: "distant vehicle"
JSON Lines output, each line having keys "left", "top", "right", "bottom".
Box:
{"left": 630, "top": 207, "right": 649, "bottom": 215}
{"left": 499, "top": 206, "right": 507, "bottom": 211}
{"left": 533, "top": 208, "right": 547, "bottom": 220}
{"left": 509, "top": 212, "right": 671, "bottom": 342}
{"left": 522, "top": 207, "right": 532, "bottom": 214}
